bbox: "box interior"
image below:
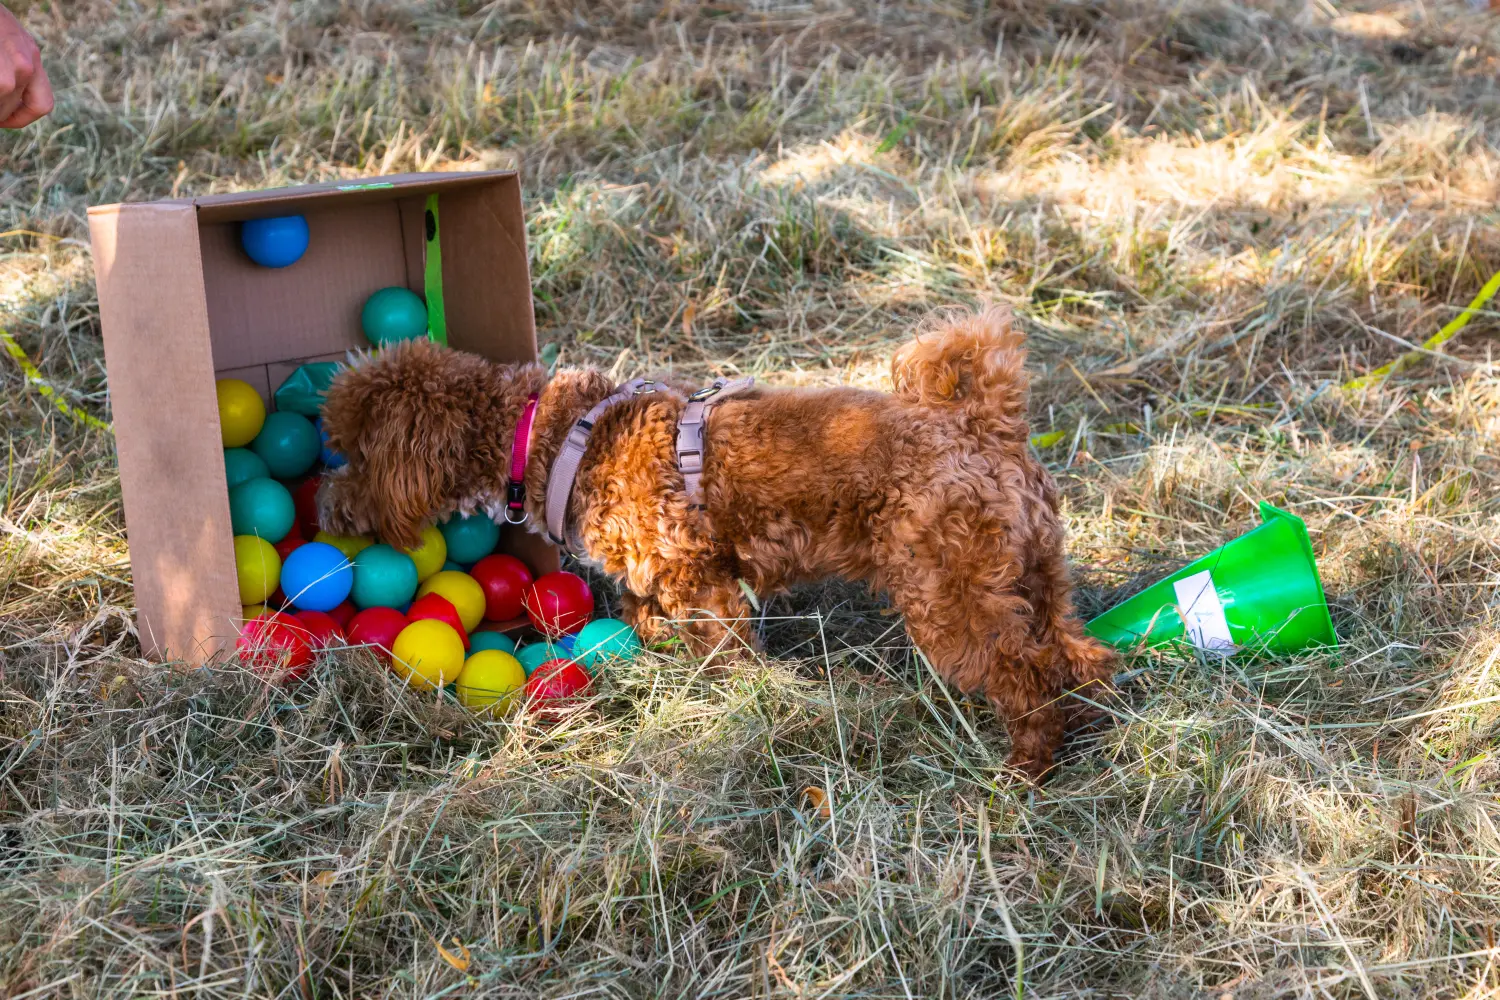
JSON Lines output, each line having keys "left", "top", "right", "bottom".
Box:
{"left": 200, "top": 175, "right": 556, "bottom": 630}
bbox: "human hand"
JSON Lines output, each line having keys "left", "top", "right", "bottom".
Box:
{"left": 0, "top": 4, "right": 52, "bottom": 128}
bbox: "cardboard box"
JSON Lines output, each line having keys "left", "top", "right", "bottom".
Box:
{"left": 88, "top": 171, "right": 558, "bottom": 665}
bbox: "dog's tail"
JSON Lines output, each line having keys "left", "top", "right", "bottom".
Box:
{"left": 891, "top": 305, "right": 1029, "bottom": 435}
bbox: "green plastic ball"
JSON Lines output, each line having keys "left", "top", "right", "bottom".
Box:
{"left": 573, "top": 617, "right": 642, "bottom": 672}
{"left": 224, "top": 447, "right": 270, "bottom": 489}
{"left": 250, "top": 411, "right": 321, "bottom": 480}
{"left": 439, "top": 512, "right": 500, "bottom": 565}
{"left": 515, "top": 641, "right": 565, "bottom": 676}
{"left": 350, "top": 543, "right": 420, "bottom": 609}
{"left": 469, "top": 630, "right": 517, "bottom": 656}
{"left": 361, "top": 287, "right": 428, "bottom": 346}
{"left": 228, "top": 477, "right": 295, "bottom": 543}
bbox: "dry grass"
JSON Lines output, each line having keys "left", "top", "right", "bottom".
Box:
{"left": 4, "top": 0, "right": 1500, "bottom": 996}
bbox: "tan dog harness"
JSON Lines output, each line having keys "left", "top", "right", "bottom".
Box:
{"left": 541, "top": 375, "right": 754, "bottom": 555}
{"left": 675, "top": 376, "right": 755, "bottom": 509}
{"left": 544, "top": 377, "right": 658, "bottom": 552}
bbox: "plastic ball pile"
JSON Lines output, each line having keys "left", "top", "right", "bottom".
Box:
{"left": 220, "top": 377, "right": 642, "bottom": 710}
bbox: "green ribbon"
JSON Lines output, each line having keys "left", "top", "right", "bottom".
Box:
{"left": 424, "top": 193, "right": 447, "bottom": 345}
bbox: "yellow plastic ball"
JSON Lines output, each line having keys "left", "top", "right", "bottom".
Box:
{"left": 403, "top": 524, "right": 447, "bottom": 582}
{"left": 313, "top": 531, "right": 374, "bottom": 559}
{"left": 233, "top": 535, "right": 281, "bottom": 605}
{"left": 417, "top": 570, "right": 487, "bottom": 633}
{"left": 216, "top": 379, "right": 266, "bottom": 448}
{"left": 390, "top": 619, "right": 465, "bottom": 691}
{"left": 456, "top": 650, "right": 527, "bottom": 714}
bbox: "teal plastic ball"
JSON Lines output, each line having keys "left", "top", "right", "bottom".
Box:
{"left": 228, "top": 477, "right": 295, "bottom": 543}
{"left": 439, "top": 513, "right": 500, "bottom": 565}
{"left": 573, "top": 618, "right": 642, "bottom": 672}
{"left": 224, "top": 448, "right": 270, "bottom": 489}
{"left": 515, "top": 641, "right": 565, "bottom": 676}
{"left": 469, "top": 630, "right": 517, "bottom": 656}
{"left": 361, "top": 287, "right": 428, "bottom": 346}
{"left": 442, "top": 561, "right": 465, "bottom": 573}
{"left": 351, "top": 544, "right": 420, "bottom": 609}
{"left": 250, "top": 411, "right": 321, "bottom": 480}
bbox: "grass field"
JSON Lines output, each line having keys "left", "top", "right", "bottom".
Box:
{"left": 4, "top": 0, "right": 1500, "bottom": 996}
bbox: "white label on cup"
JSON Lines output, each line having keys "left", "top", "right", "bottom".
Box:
{"left": 1174, "top": 570, "right": 1235, "bottom": 654}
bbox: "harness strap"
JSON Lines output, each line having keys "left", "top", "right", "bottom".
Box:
{"left": 504, "top": 393, "right": 539, "bottom": 524}
{"left": 676, "top": 376, "right": 755, "bottom": 510}
{"left": 544, "top": 377, "right": 657, "bottom": 552}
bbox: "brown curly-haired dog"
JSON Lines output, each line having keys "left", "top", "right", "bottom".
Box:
{"left": 319, "top": 307, "right": 1114, "bottom": 779}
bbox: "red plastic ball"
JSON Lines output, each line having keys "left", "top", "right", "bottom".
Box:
{"left": 238, "top": 612, "right": 313, "bottom": 681}
{"left": 408, "top": 592, "right": 469, "bottom": 648}
{"left": 524, "top": 659, "right": 591, "bottom": 703}
{"left": 469, "top": 554, "right": 534, "bottom": 622}
{"left": 326, "top": 599, "right": 357, "bottom": 629}
{"left": 266, "top": 586, "right": 289, "bottom": 611}
{"left": 523, "top": 571, "right": 593, "bottom": 637}
{"left": 274, "top": 534, "right": 306, "bottom": 561}
{"left": 346, "top": 607, "right": 408, "bottom": 660}
{"left": 291, "top": 610, "right": 345, "bottom": 649}
{"left": 292, "top": 475, "right": 323, "bottom": 540}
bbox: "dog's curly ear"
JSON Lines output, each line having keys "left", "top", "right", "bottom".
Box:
{"left": 319, "top": 342, "right": 477, "bottom": 550}
{"left": 356, "top": 396, "right": 468, "bottom": 549}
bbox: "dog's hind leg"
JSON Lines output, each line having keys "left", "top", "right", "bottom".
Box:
{"left": 885, "top": 534, "right": 1073, "bottom": 781}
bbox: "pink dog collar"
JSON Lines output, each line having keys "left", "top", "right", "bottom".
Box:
{"left": 505, "top": 393, "right": 539, "bottom": 524}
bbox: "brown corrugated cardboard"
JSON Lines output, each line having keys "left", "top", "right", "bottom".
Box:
{"left": 88, "top": 171, "right": 556, "bottom": 665}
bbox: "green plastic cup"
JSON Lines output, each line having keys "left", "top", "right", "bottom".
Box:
{"left": 1085, "top": 502, "right": 1336, "bottom": 656}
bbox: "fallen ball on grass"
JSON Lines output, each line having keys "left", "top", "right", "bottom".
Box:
{"left": 572, "top": 617, "right": 642, "bottom": 672}
{"left": 456, "top": 649, "right": 527, "bottom": 714}
{"left": 238, "top": 612, "right": 312, "bottom": 682}
{"left": 524, "top": 659, "right": 591, "bottom": 705}
{"left": 390, "top": 618, "right": 466, "bottom": 691}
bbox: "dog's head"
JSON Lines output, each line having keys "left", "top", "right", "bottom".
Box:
{"left": 317, "top": 340, "right": 488, "bottom": 550}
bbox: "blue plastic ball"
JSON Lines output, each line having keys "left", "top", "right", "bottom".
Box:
{"left": 280, "top": 542, "right": 354, "bottom": 612}
{"left": 315, "top": 418, "right": 346, "bottom": 470}
{"left": 240, "top": 215, "right": 310, "bottom": 269}
{"left": 442, "top": 560, "right": 466, "bottom": 573}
